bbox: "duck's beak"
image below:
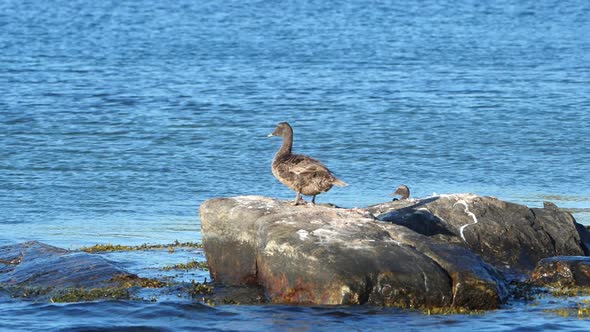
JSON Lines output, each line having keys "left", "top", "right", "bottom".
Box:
{"left": 267, "top": 133, "right": 274, "bottom": 137}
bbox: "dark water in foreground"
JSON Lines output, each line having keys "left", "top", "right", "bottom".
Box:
{"left": 1, "top": 0, "right": 589, "bottom": 330}
{"left": 2, "top": 299, "right": 590, "bottom": 332}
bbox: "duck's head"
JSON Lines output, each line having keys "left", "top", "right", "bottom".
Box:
{"left": 267, "top": 122, "right": 293, "bottom": 138}
{"left": 391, "top": 184, "right": 410, "bottom": 200}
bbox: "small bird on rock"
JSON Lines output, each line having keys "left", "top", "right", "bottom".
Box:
{"left": 391, "top": 184, "right": 410, "bottom": 201}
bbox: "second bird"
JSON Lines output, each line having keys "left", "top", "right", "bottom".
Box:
{"left": 268, "top": 122, "right": 347, "bottom": 205}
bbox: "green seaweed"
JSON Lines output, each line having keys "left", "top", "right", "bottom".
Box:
{"left": 79, "top": 240, "right": 203, "bottom": 253}
{"left": 161, "top": 260, "right": 209, "bottom": 272}
{"left": 185, "top": 280, "right": 214, "bottom": 298}
{"left": 79, "top": 244, "right": 134, "bottom": 253}
{"left": 550, "top": 286, "right": 590, "bottom": 297}
{"left": 545, "top": 302, "right": 590, "bottom": 319}
{"left": 49, "top": 287, "right": 131, "bottom": 303}
{"left": 110, "top": 274, "right": 169, "bottom": 288}
{"left": 423, "top": 307, "right": 486, "bottom": 315}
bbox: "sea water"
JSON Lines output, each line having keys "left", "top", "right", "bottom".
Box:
{"left": 1, "top": 0, "right": 589, "bottom": 330}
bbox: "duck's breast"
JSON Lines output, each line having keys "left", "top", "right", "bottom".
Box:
{"left": 272, "top": 159, "right": 300, "bottom": 190}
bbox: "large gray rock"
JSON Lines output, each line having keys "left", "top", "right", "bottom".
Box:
{"left": 200, "top": 196, "right": 507, "bottom": 309}
{"left": 371, "top": 194, "right": 589, "bottom": 274}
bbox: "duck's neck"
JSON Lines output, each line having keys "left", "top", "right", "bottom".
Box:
{"left": 401, "top": 188, "right": 410, "bottom": 199}
{"left": 276, "top": 131, "right": 293, "bottom": 158}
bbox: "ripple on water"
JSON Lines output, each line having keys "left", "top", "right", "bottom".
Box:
{"left": 0, "top": 0, "right": 589, "bottom": 330}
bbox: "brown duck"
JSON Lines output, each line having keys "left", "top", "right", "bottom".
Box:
{"left": 391, "top": 184, "right": 410, "bottom": 200}
{"left": 267, "top": 122, "right": 347, "bottom": 205}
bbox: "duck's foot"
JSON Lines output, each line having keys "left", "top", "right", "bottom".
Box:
{"left": 293, "top": 192, "right": 306, "bottom": 206}
{"left": 292, "top": 200, "right": 306, "bottom": 206}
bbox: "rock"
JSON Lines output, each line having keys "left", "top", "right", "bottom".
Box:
{"left": 0, "top": 241, "right": 262, "bottom": 305}
{"left": 0, "top": 241, "right": 134, "bottom": 290}
{"left": 372, "top": 194, "right": 589, "bottom": 274}
{"left": 577, "top": 223, "right": 590, "bottom": 255}
{"left": 200, "top": 196, "right": 507, "bottom": 309}
{"left": 531, "top": 256, "right": 590, "bottom": 287}
{"left": 543, "top": 201, "right": 559, "bottom": 210}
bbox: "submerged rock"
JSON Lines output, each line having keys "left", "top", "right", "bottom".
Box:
{"left": 531, "top": 256, "right": 590, "bottom": 287}
{"left": 0, "top": 241, "right": 134, "bottom": 289}
{"left": 0, "top": 241, "right": 267, "bottom": 306}
{"left": 371, "top": 194, "right": 589, "bottom": 274}
{"left": 200, "top": 196, "right": 507, "bottom": 309}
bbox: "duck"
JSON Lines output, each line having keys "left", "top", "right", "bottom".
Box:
{"left": 267, "top": 122, "right": 347, "bottom": 205}
{"left": 391, "top": 184, "right": 410, "bottom": 200}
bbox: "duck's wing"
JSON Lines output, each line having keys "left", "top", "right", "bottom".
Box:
{"left": 287, "top": 154, "right": 332, "bottom": 175}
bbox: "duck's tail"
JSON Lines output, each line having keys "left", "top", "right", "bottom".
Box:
{"left": 333, "top": 178, "right": 348, "bottom": 187}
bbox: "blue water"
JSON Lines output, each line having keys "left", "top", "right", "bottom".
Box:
{"left": 1, "top": 0, "right": 589, "bottom": 330}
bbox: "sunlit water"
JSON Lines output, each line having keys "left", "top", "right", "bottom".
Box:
{"left": 1, "top": 0, "right": 589, "bottom": 330}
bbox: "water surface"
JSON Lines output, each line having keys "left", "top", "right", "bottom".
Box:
{"left": 1, "top": 0, "right": 589, "bottom": 330}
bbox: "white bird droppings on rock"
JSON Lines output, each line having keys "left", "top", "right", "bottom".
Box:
{"left": 296, "top": 229, "right": 309, "bottom": 241}
{"left": 454, "top": 199, "right": 479, "bottom": 243}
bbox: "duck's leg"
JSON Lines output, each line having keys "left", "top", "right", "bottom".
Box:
{"left": 293, "top": 192, "right": 305, "bottom": 206}
{"left": 310, "top": 195, "right": 317, "bottom": 205}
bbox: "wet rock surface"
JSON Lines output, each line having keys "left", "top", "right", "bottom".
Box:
{"left": 531, "top": 256, "right": 590, "bottom": 287}
{"left": 200, "top": 195, "right": 510, "bottom": 309}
